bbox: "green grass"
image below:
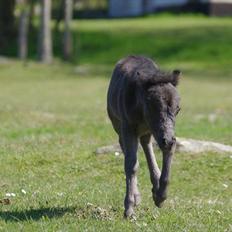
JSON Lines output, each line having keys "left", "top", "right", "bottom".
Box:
{"left": 74, "top": 14, "right": 232, "bottom": 66}
{"left": 0, "top": 15, "right": 232, "bottom": 231}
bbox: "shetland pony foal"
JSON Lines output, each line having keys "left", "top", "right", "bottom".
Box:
{"left": 107, "top": 56, "right": 181, "bottom": 217}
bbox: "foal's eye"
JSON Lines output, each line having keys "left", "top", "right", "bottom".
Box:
{"left": 167, "top": 106, "right": 174, "bottom": 117}
{"left": 176, "top": 106, "right": 181, "bottom": 115}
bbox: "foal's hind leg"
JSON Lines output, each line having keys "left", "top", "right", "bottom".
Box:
{"left": 120, "top": 124, "right": 140, "bottom": 217}
{"left": 140, "top": 134, "right": 161, "bottom": 204}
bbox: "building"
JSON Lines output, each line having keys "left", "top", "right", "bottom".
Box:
{"left": 108, "top": 0, "right": 146, "bottom": 17}
{"left": 108, "top": 0, "right": 232, "bottom": 17}
{"left": 206, "top": 0, "right": 232, "bottom": 16}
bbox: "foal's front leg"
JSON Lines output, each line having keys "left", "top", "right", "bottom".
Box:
{"left": 121, "top": 124, "right": 140, "bottom": 218}
{"left": 155, "top": 145, "right": 175, "bottom": 208}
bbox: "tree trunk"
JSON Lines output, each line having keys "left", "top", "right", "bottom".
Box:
{"left": 28, "top": 0, "right": 36, "bottom": 33}
{"left": 18, "top": 1, "right": 29, "bottom": 60}
{"left": 38, "top": 0, "right": 53, "bottom": 63}
{"left": 63, "top": 0, "right": 73, "bottom": 61}
{"left": 55, "top": 0, "right": 64, "bottom": 32}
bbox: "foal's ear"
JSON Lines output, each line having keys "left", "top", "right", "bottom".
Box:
{"left": 172, "top": 70, "right": 181, "bottom": 86}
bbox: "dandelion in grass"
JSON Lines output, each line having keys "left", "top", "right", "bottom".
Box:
{"left": 5, "top": 193, "right": 16, "bottom": 197}
{"left": 21, "top": 189, "right": 27, "bottom": 194}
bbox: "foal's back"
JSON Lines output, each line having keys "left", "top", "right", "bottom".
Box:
{"left": 107, "top": 55, "right": 158, "bottom": 125}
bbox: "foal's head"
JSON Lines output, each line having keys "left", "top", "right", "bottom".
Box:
{"left": 142, "top": 70, "right": 181, "bottom": 150}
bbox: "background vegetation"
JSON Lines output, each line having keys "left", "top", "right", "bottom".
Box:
{"left": 0, "top": 14, "right": 232, "bottom": 231}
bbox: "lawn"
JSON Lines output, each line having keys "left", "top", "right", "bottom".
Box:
{"left": 0, "top": 15, "right": 232, "bottom": 231}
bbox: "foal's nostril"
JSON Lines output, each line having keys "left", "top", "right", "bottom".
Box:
{"left": 162, "top": 137, "right": 176, "bottom": 148}
{"left": 162, "top": 138, "right": 168, "bottom": 146}
{"left": 169, "top": 137, "right": 176, "bottom": 147}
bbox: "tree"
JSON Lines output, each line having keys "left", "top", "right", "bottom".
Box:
{"left": 63, "top": 0, "right": 73, "bottom": 60}
{"left": 38, "top": 0, "right": 53, "bottom": 63}
{"left": 18, "top": 0, "right": 29, "bottom": 60}
{"left": 28, "top": 0, "right": 36, "bottom": 33}
{"left": 55, "top": 0, "right": 64, "bottom": 32}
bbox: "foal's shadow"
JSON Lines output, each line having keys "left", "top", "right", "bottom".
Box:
{"left": 0, "top": 207, "right": 76, "bottom": 222}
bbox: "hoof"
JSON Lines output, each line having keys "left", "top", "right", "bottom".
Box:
{"left": 155, "top": 198, "right": 165, "bottom": 208}
{"left": 154, "top": 194, "right": 167, "bottom": 208}
{"left": 124, "top": 207, "right": 134, "bottom": 218}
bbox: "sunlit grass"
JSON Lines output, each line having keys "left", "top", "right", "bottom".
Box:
{"left": 0, "top": 60, "right": 231, "bottom": 231}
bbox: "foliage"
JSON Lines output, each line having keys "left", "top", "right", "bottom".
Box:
{"left": 0, "top": 0, "right": 16, "bottom": 49}
{"left": 2, "top": 14, "right": 232, "bottom": 74}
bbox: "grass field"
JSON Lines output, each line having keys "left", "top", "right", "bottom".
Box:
{"left": 0, "top": 15, "right": 232, "bottom": 231}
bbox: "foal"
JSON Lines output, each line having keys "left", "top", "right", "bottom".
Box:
{"left": 107, "top": 56, "right": 181, "bottom": 217}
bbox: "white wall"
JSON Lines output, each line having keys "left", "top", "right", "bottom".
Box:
{"left": 153, "top": 0, "right": 188, "bottom": 8}
{"left": 109, "top": 0, "right": 143, "bottom": 17}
